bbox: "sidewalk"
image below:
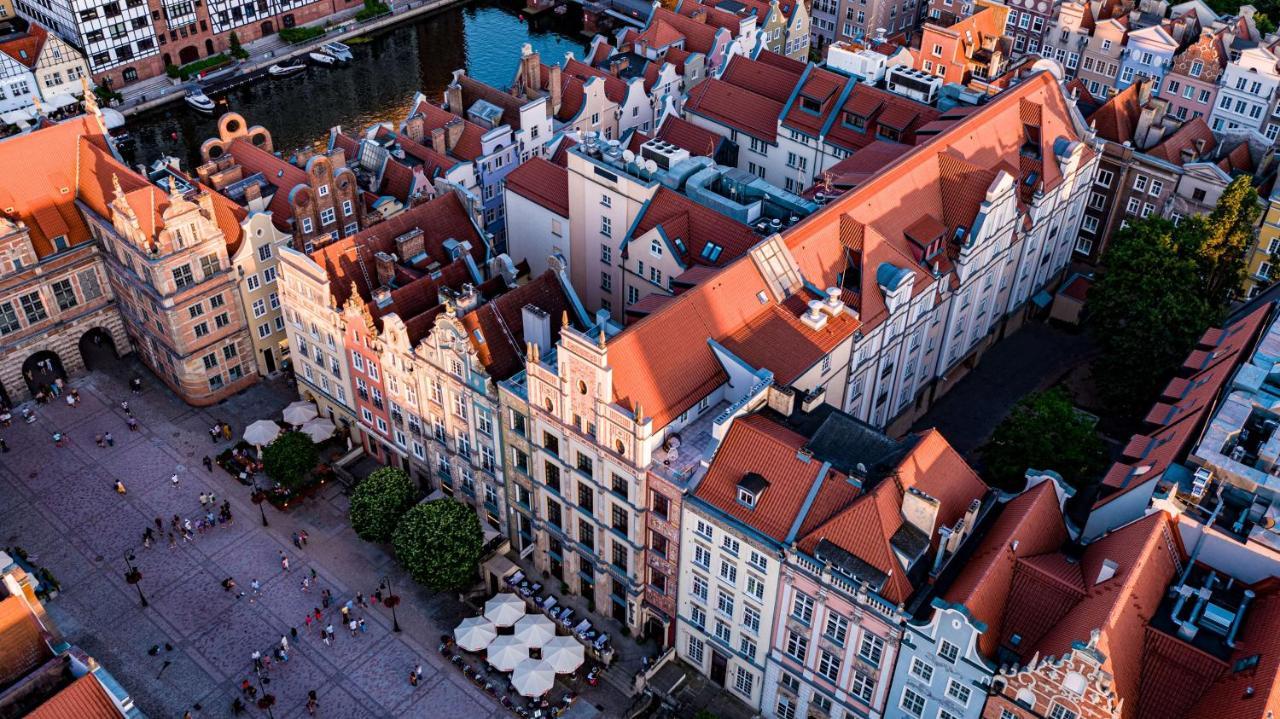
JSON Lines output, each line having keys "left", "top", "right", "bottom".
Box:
{"left": 114, "top": 0, "right": 461, "bottom": 116}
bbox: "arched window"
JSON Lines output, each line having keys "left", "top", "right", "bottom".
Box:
{"left": 650, "top": 238, "right": 663, "bottom": 257}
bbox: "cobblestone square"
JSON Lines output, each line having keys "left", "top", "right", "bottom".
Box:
{"left": 0, "top": 358, "right": 626, "bottom": 718}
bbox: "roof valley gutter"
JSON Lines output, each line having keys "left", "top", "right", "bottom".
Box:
{"left": 786, "top": 460, "right": 832, "bottom": 544}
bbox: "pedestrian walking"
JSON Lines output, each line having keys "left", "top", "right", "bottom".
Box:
{"left": 306, "top": 690, "right": 318, "bottom": 716}
{"left": 409, "top": 670, "right": 419, "bottom": 687}
{"left": 127, "top": 417, "right": 138, "bottom": 431}
{"left": 96, "top": 434, "right": 105, "bottom": 448}
{"left": 305, "top": 614, "right": 313, "bottom": 629}
{"left": 168, "top": 532, "right": 177, "bottom": 549}
{"left": 231, "top": 697, "right": 245, "bottom": 715}
{"left": 348, "top": 619, "right": 357, "bottom": 637}
{"left": 250, "top": 578, "right": 261, "bottom": 595}
{"left": 299, "top": 530, "right": 309, "bottom": 547}
{"left": 301, "top": 576, "right": 311, "bottom": 592}
{"left": 0, "top": 438, "right": 8, "bottom": 453}
{"left": 321, "top": 589, "right": 331, "bottom": 609}
{"left": 170, "top": 473, "right": 179, "bottom": 488}
{"left": 313, "top": 607, "right": 323, "bottom": 621}
{"left": 222, "top": 423, "right": 232, "bottom": 441}
{"left": 114, "top": 480, "right": 127, "bottom": 494}
{"left": 251, "top": 650, "right": 262, "bottom": 671}
{"left": 203, "top": 456, "right": 213, "bottom": 472}
{"left": 356, "top": 592, "right": 366, "bottom": 608}
{"left": 373, "top": 588, "right": 382, "bottom": 604}
{"left": 309, "top": 567, "right": 317, "bottom": 581}
{"left": 290, "top": 626, "right": 298, "bottom": 641}
{"left": 358, "top": 617, "right": 366, "bottom": 633}
{"left": 413, "top": 663, "right": 422, "bottom": 681}
{"left": 104, "top": 432, "right": 114, "bottom": 447}
{"left": 279, "top": 552, "right": 290, "bottom": 571}
{"left": 280, "top": 635, "right": 289, "bottom": 651}
{"left": 340, "top": 605, "right": 350, "bottom": 623}
{"left": 209, "top": 425, "right": 219, "bottom": 444}
{"left": 121, "top": 400, "right": 131, "bottom": 416}
{"left": 183, "top": 518, "right": 192, "bottom": 534}
{"left": 155, "top": 517, "right": 163, "bottom": 532}
{"left": 292, "top": 532, "right": 302, "bottom": 549}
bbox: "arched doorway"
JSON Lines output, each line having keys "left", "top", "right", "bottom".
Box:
{"left": 22, "top": 351, "right": 66, "bottom": 396}
{"left": 260, "top": 20, "right": 274, "bottom": 35}
{"left": 79, "top": 328, "right": 119, "bottom": 371}
{"left": 178, "top": 46, "right": 200, "bottom": 64}
{"left": 204, "top": 39, "right": 215, "bottom": 56}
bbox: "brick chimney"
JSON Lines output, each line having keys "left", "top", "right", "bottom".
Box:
{"left": 395, "top": 228, "right": 426, "bottom": 262}
{"left": 374, "top": 251, "right": 397, "bottom": 287}
{"left": 405, "top": 115, "right": 425, "bottom": 143}
{"left": 445, "top": 117, "right": 465, "bottom": 152}
{"left": 548, "top": 63, "right": 563, "bottom": 114}
{"left": 518, "top": 44, "right": 541, "bottom": 97}
{"left": 430, "top": 126, "right": 447, "bottom": 155}
{"left": 445, "top": 82, "right": 464, "bottom": 115}
{"left": 609, "top": 56, "right": 629, "bottom": 76}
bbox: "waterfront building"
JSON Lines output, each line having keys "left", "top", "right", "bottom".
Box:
{"left": 0, "top": 23, "right": 89, "bottom": 110}
{"left": 447, "top": 66, "right": 556, "bottom": 164}
{"left": 409, "top": 90, "right": 520, "bottom": 245}
{"left": 0, "top": 111, "right": 256, "bottom": 406}
{"left": 511, "top": 46, "right": 621, "bottom": 141}
{"left": 1162, "top": 27, "right": 1228, "bottom": 123}
{"left": 603, "top": 28, "right": 707, "bottom": 117}
{"left": 13, "top": 0, "right": 359, "bottom": 88}
{"left": 559, "top": 53, "right": 655, "bottom": 137}
{"left": 198, "top": 113, "right": 366, "bottom": 254}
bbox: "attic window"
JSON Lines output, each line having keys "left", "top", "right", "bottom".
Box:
{"left": 736, "top": 472, "right": 769, "bottom": 508}
{"left": 800, "top": 96, "right": 822, "bottom": 113}
{"left": 700, "top": 243, "right": 723, "bottom": 262}
{"left": 473, "top": 329, "right": 484, "bottom": 343}
{"left": 876, "top": 126, "right": 900, "bottom": 142}
{"left": 1235, "top": 655, "right": 1261, "bottom": 673}
{"left": 277, "top": 170, "right": 285, "bottom": 178}
{"left": 953, "top": 226, "right": 967, "bottom": 243}
{"left": 756, "top": 291, "right": 768, "bottom": 304}
{"left": 843, "top": 112, "right": 867, "bottom": 130}
{"left": 1024, "top": 172, "right": 1038, "bottom": 187}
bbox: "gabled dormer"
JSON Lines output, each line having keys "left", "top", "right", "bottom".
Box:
{"left": 736, "top": 471, "right": 769, "bottom": 508}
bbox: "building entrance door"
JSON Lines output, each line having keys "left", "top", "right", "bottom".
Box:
{"left": 710, "top": 650, "right": 728, "bottom": 686}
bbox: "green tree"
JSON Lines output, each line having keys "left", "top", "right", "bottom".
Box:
{"left": 981, "top": 388, "right": 1106, "bottom": 491}
{"left": 1086, "top": 177, "right": 1260, "bottom": 416}
{"left": 262, "top": 431, "right": 319, "bottom": 489}
{"left": 228, "top": 31, "right": 248, "bottom": 59}
{"left": 393, "top": 499, "right": 483, "bottom": 591}
{"left": 349, "top": 467, "right": 416, "bottom": 542}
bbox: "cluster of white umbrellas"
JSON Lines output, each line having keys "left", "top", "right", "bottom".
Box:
{"left": 453, "top": 593, "right": 585, "bottom": 697}
{"left": 242, "top": 402, "right": 335, "bottom": 451}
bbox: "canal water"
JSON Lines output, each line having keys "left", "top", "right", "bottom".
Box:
{"left": 121, "top": 0, "right": 586, "bottom": 169}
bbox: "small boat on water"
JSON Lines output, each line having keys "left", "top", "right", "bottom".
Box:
{"left": 321, "top": 41, "right": 353, "bottom": 61}
{"left": 268, "top": 62, "right": 306, "bottom": 77}
{"left": 308, "top": 51, "right": 337, "bottom": 66}
{"left": 184, "top": 90, "right": 216, "bottom": 113}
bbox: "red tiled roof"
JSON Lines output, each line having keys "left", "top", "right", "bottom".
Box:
{"left": 1088, "top": 81, "right": 1144, "bottom": 144}
{"left": 638, "top": 18, "right": 688, "bottom": 50}
{"left": 694, "top": 413, "right": 856, "bottom": 544}
{"left": 720, "top": 54, "right": 802, "bottom": 104}
{"left": 1185, "top": 582, "right": 1280, "bottom": 719}
{"left": 721, "top": 290, "right": 859, "bottom": 384}
{"left": 0, "top": 23, "right": 48, "bottom": 69}
{"left": 0, "top": 595, "right": 51, "bottom": 688}
{"left": 648, "top": 8, "right": 720, "bottom": 54}
{"left": 796, "top": 429, "right": 988, "bottom": 604}
{"left": 460, "top": 270, "right": 574, "bottom": 380}
{"left": 655, "top": 115, "right": 721, "bottom": 157}
{"left": 823, "top": 85, "right": 940, "bottom": 152}
{"left": 1146, "top": 117, "right": 1216, "bottom": 165}
{"left": 755, "top": 49, "right": 807, "bottom": 74}
{"left": 783, "top": 66, "right": 850, "bottom": 137}
{"left": 539, "top": 64, "right": 587, "bottom": 122}
{"left": 225, "top": 137, "right": 309, "bottom": 224}
{"left": 504, "top": 157, "right": 569, "bottom": 217}
{"left": 458, "top": 75, "right": 529, "bottom": 130}
{"left": 942, "top": 481, "right": 1067, "bottom": 657}
{"left": 409, "top": 98, "right": 485, "bottom": 162}
{"left": 633, "top": 187, "right": 757, "bottom": 268}
{"left": 564, "top": 58, "right": 629, "bottom": 105}
{"left": 685, "top": 78, "right": 782, "bottom": 142}
{"left": 26, "top": 674, "right": 123, "bottom": 719}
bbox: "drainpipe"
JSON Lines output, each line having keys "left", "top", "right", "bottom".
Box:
{"left": 1188, "top": 571, "right": 1218, "bottom": 625}
{"left": 930, "top": 525, "right": 953, "bottom": 577}
{"left": 1176, "top": 485, "right": 1226, "bottom": 589}
{"left": 1227, "top": 589, "right": 1256, "bottom": 648}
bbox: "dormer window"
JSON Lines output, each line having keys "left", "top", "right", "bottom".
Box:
{"left": 800, "top": 95, "right": 822, "bottom": 113}
{"left": 737, "top": 472, "right": 769, "bottom": 508}
{"left": 843, "top": 112, "right": 867, "bottom": 130}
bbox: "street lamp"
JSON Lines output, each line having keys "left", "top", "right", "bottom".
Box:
{"left": 251, "top": 476, "right": 270, "bottom": 527}
{"left": 254, "top": 664, "right": 276, "bottom": 719}
{"left": 382, "top": 576, "right": 401, "bottom": 633}
{"left": 123, "top": 550, "right": 147, "bottom": 607}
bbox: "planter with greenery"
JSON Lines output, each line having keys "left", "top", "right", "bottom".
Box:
{"left": 350, "top": 467, "right": 416, "bottom": 542}
{"left": 393, "top": 499, "right": 484, "bottom": 591}
{"left": 279, "top": 26, "right": 326, "bottom": 44}
{"left": 175, "top": 54, "right": 231, "bottom": 80}
{"left": 355, "top": 0, "right": 390, "bottom": 20}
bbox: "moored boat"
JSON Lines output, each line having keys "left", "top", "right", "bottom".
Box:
{"left": 268, "top": 62, "right": 306, "bottom": 76}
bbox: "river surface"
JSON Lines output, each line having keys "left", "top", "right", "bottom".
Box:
{"left": 122, "top": 0, "right": 586, "bottom": 168}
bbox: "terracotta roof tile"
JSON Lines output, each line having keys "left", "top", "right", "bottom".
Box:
{"left": 655, "top": 115, "right": 721, "bottom": 157}
{"left": 503, "top": 157, "right": 568, "bottom": 217}
{"left": 564, "top": 58, "right": 629, "bottom": 105}
{"left": 460, "top": 270, "right": 574, "bottom": 380}
{"left": 409, "top": 98, "right": 485, "bottom": 162}
{"left": 685, "top": 78, "right": 782, "bottom": 142}
{"left": 1185, "top": 583, "right": 1280, "bottom": 719}
{"left": 633, "top": 187, "right": 757, "bottom": 268}
{"left": 1146, "top": 117, "right": 1216, "bottom": 165}
{"left": 0, "top": 595, "right": 51, "bottom": 687}
{"left": 0, "top": 23, "right": 48, "bottom": 69}
{"left": 648, "top": 8, "right": 720, "bottom": 54}
{"left": 722, "top": 290, "right": 859, "bottom": 384}
{"left": 457, "top": 75, "right": 528, "bottom": 130}
{"left": 1087, "top": 81, "right": 1143, "bottom": 143}
{"left": 720, "top": 54, "right": 802, "bottom": 103}
{"left": 26, "top": 674, "right": 123, "bottom": 719}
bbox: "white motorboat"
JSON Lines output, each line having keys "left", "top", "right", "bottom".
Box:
{"left": 184, "top": 90, "right": 216, "bottom": 113}
{"left": 308, "top": 51, "right": 337, "bottom": 66}
{"left": 321, "top": 41, "right": 353, "bottom": 61}
{"left": 268, "top": 62, "right": 306, "bottom": 77}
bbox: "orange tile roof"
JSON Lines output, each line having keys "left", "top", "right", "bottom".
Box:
{"left": 648, "top": 8, "right": 720, "bottom": 54}
{"left": 693, "top": 413, "right": 856, "bottom": 544}
{"left": 504, "top": 157, "right": 569, "bottom": 217}
{"left": 1087, "top": 81, "right": 1143, "bottom": 144}
{"left": 409, "top": 97, "right": 485, "bottom": 162}
{"left": 26, "top": 674, "right": 123, "bottom": 719}
{"left": 225, "top": 137, "right": 309, "bottom": 224}
{"left": 563, "top": 58, "right": 629, "bottom": 105}
{"left": 720, "top": 54, "right": 804, "bottom": 104}
{"left": 633, "top": 187, "right": 757, "bottom": 268}
{"left": 941, "top": 481, "right": 1067, "bottom": 657}
{"left": 721, "top": 290, "right": 859, "bottom": 384}
{"left": 607, "top": 72, "right": 1084, "bottom": 429}
{"left": 461, "top": 270, "right": 575, "bottom": 380}
{"left": 823, "top": 85, "right": 940, "bottom": 152}
{"left": 1146, "top": 117, "right": 1216, "bottom": 165}
{"left": 1185, "top": 582, "right": 1280, "bottom": 719}
{"left": 538, "top": 64, "right": 587, "bottom": 122}
{"left": 684, "top": 78, "right": 782, "bottom": 142}
{"left": 0, "top": 23, "right": 48, "bottom": 69}
{"left": 655, "top": 115, "right": 722, "bottom": 157}
{"left": 0, "top": 595, "right": 51, "bottom": 688}
{"left": 458, "top": 75, "right": 529, "bottom": 130}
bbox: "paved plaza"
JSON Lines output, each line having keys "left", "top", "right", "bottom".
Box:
{"left": 0, "top": 356, "right": 628, "bottom": 718}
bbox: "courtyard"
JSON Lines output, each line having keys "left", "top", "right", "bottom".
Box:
{"left": 0, "top": 355, "right": 631, "bottom": 718}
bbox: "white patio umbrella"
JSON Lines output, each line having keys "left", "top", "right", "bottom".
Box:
{"left": 514, "top": 613, "right": 556, "bottom": 649}
{"left": 454, "top": 616, "right": 497, "bottom": 652}
{"left": 541, "top": 635, "right": 584, "bottom": 674}
{"left": 487, "top": 634, "right": 528, "bottom": 672}
{"left": 283, "top": 400, "right": 319, "bottom": 426}
{"left": 299, "top": 417, "right": 336, "bottom": 443}
{"left": 243, "top": 419, "right": 281, "bottom": 450}
{"left": 511, "top": 658, "right": 555, "bottom": 698}
{"left": 484, "top": 593, "right": 526, "bottom": 628}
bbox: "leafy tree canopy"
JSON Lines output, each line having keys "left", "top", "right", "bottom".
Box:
{"left": 350, "top": 467, "right": 416, "bottom": 542}
{"left": 262, "top": 431, "right": 319, "bottom": 489}
{"left": 393, "top": 499, "right": 483, "bottom": 591}
{"left": 982, "top": 387, "right": 1107, "bottom": 491}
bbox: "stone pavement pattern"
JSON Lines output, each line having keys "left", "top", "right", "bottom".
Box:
{"left": 0, "top": 357, "right": 629, "bottom": 718}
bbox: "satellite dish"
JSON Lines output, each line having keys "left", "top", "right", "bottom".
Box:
{"left": 645, "top": 159, "right": 658, "bottom": 173}
{"left": 623, "top": 149, "right": 635, "bottom": 162}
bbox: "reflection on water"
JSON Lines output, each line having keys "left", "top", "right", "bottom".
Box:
{"left": 123, "top": 0, "right": 585, "bottom": 168}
